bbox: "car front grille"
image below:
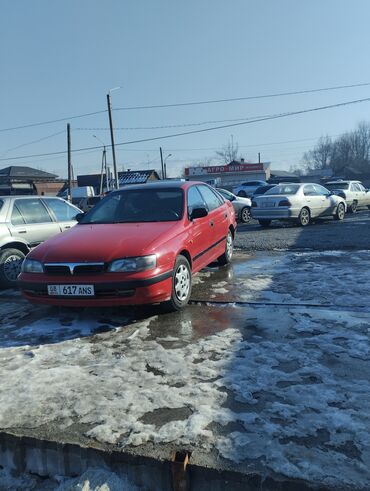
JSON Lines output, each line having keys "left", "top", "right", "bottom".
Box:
{"left": 44, "top": 263, "right": 106, "bottom": 276}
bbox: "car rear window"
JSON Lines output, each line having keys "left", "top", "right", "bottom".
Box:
{"left": 80, "top": 188, "right": 184, "bottom": 224}
{"left": 265, "top": 184, "right": 300, "bottom": 195}
{"left": 325, "top": 182, "right": 349, "bottom": 190}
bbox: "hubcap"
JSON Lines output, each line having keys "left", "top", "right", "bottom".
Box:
{"left": 3, "top": 255, "right": 23, "bottom": 281}
{"left": 242, "top": 208, "right": 250, "bottom": 222}
{"left": 226, "top": 233, "right": 233, "bottom": 260}
{"left": 174, "top": 264, "right": 190, "bottom": 301}
{"left": 301, "top": 209, "right": 309, "bottom": 225}
{"left": 338, "top": 204, "right": 345, "bottom": 218}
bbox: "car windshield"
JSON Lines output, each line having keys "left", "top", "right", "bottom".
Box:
{"left": 264, "top": 184, "right": 300, "bottom": 195}
{"left": 218, "top": 189, "right": 233, "bottom": 199}
{"left": 79, "top": 188, "right": 184, "bottom": 224}
{"left": 325, "top": 182, "right": 350, "bottom": 190}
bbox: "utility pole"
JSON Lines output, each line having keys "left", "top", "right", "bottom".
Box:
{"left": 67, "top": 123, "right": 72, "bottom": 202}
{"left": 107, "top": 93, "right": 119, "bottom": 190}
{"left": 258, "top": 152, "right": 261, "bottom": 164}
{"left": 99, "top": 146, "right": 107, "bottom": 195}
{"left": 160, "top": 147, "right": 164, "bottom": 179}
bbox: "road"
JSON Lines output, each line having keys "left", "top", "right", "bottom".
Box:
{"left": 235, "top": 209, "right": 370, "bottom": 252}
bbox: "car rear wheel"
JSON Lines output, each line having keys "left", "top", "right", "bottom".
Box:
{"left": 258, "top": 219, "right": 271, "bottom": 227}
{"left": 218, "top": 230, "right": 233, "bottom": 265}
{"left": 298, "top": 207, "right": 310, "bottom": 226}
{"left": 349, "top": 201, "right": 357, "bottom": 213}
{"left": 237, "top": 191, "right": 247, "bottom": 197}
{"left": 240, "top": 206, "right": 251, "bottom": 223}
{"left": 163, "top": 255, "right": 192, "bottom": 312}
{"left": 334, "top": 202, "right": 345, "bottom": 220}
{"left": 0, "top": 248, "right": 25, "bottom": 288}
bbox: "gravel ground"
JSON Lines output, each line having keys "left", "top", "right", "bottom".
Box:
{"left": 235, "top": 209, "right": 370, "bottom": 252}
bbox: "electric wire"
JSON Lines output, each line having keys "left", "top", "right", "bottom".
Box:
{"left": 0, "top": 96, "right": 369, "bottom": 162}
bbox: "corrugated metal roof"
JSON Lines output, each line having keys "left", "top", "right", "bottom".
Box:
{"left": 118, "top": 170, "right": 158, "bottom": 185}
{"left": 0, "top": 166, "right": 57, "bottom": 179}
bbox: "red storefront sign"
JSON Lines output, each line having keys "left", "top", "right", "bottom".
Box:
{"left": 185, "top": 163, "right": 264, "bottom": 176}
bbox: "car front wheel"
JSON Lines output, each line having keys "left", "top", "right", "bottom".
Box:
{"left": 0, "top": 248, "right": 26, "bottom": 288}
{"left": 240, "top": 206, "right": 251, "bottom": 223}
{"left": 349, "top": 201, "right": 357, "bottom": 213}
{"left": 335, "top": 202, "right": 345, "bottom": 220}
{"left": 163, "top": 255, "right": 192, "bottom": 312}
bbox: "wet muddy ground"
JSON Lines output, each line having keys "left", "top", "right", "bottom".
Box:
{"left": 1, "top": 251, "right": 370, "bottom": 490}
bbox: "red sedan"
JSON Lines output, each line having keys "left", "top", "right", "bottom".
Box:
{"left": 18, "top": 181, "right": 237, "bottom": 310}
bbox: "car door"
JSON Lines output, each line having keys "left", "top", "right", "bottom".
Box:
{"left": 353, "top": 183, "right": 366, "bottom": 207}
{"left": 9, "top": 198, "right": 61, "bottom": 247}
{"left": 303, "top": 185, "right": 322, "bottom": 217}
{"left": 197, "top": 184, "right": 228, "bottom": 257}
{"left": 186, "top": 185, "right": 215, "bottom": 271}
{"left": 314, "top": 184, "right": 337, "bottom": 215}
{"left": 42, "top": 198, "right": 79, "bottom": 232}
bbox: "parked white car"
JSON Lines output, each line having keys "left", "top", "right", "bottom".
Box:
{"left": 216, "top": 188, "right": 252, "bottom": 223}
{"left": 251, "top": 183, "right": 346, "bottom": 227}
{"left": 324, "top": 180, "right": 370, "bottom": 213}
{"left": 232, "top": 180, "right": 267, "bottom": 198}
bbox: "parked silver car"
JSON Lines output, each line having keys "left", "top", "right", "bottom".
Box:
{"left": 0, "top": 196, "right": 80, "bottom": 287}
{"left": 251, "top": 183, "right": 346, "bottom": 227}
{"left": 324, "top": 180, "right": 370, "bottom": 213}
{"left": 216, "top": 188, "right": 252, "bottom": 223}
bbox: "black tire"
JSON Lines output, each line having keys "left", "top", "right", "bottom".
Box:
{"left": 218, "top": 230, "right": 234, "bottom": 265}
{"left": 240, "top": 206, "right": 251, "bottom": 224}
{"left": 258, "top": 219, "right": 271, "bottom": 227}
{"left": 334, "top": 202, "right": 345, "bottom": 221}
{"left": 162, "top": 255, "right": 192, "bottom": 312}
{"left": 349, "top": 201, "right": 357, "bottom": 213}
{"left": 237, "top": 191, "right": 247, "bottom": 197}
{"left": 298, "top": 207, "right": 310, "bottom": 227}
{"left": 0, "top": 248, "right": 26, "bottom": 288}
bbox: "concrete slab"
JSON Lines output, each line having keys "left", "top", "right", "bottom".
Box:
{"left": 1, "top": 251, "right": 370, "bottom": 490}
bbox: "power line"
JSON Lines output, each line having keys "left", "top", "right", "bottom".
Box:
{"left": 0, "top": 81, "right": 369, "bottom": 134}
{"left": 0, "top": 130, "right": 66, "bottom": 156}
{"left": 113, "top": 82, "right": 370, "bottom": 111}
{"left": 0, "top": 110, "right": 107, "bottom": 133}
{"left": 0, "top": 96, "right": 369, "bottom": 162}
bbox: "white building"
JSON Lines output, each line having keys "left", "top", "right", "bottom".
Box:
{"left": 185, "top": 159, "right": 271, "bottom": 189}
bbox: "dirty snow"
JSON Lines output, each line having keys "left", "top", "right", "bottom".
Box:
{"left": 1, "top": 251, "right": 370, "bottom": 490}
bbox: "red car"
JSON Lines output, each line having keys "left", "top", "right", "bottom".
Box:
{"left": 18, "top": 181, "right": 237, "bottom": 310}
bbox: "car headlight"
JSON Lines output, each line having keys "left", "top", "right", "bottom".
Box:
{"left": 108, "top": 255, "right": 157, "bottom": 273}
{"left": 21, "top": 259, "right": 44, "bottom": 273}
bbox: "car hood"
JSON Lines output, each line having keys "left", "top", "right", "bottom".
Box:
{"left": 30, "top": 222, "right": 180, "bottom": 263}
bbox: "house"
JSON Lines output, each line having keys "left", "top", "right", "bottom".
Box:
{"left": 77, "top": 169, "right": 160, "bottom": 194}
{"left": 0, "top": 166, "right": 65, "bottom": 196}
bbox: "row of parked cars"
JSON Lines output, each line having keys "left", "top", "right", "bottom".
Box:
{"left": 216, "top": 179, "right": 370, "bottom": 227}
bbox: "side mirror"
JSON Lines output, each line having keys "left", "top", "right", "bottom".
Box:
{"left": 75, "top": 212, "right": 84, "bottom": 222}
{"left": 190, "top": 207, "right": 208, "bottom": 220}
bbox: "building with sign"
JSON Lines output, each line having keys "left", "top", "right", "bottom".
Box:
{"left": 185, "top": 159, "right": 271, "bottom": 188}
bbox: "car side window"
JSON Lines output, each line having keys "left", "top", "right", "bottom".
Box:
{"left": 187, "top": 186, "right": 206, "bottom": 216}
{"left": 314, "top": 184, "right": 331, "bottom": 196}
{"left": 11, "top": 204, "right": 26, "bottom": 225}
{"left": 350, "top": 183, "right": 358, "bottom": 192}
{"left": 198, "top": 185, "right": 223, "bottom": 211}
{"left": 44, "top": 198, "right": 78, "bottom": 222}
{"left": 353, "top": 183, "right": 362, "bottom": 192}
{"left": 14, "top": 198, "right": 52, "bottom": 224}
{"left": 357, "top": 183, "right": 366, "bottom": 192}
{"left": 303, "top": 185, "right": 317, "bottom": 196}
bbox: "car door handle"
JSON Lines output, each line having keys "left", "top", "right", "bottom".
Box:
{"left": 64, "top": 225, "right": 71, "bottom": 229}
{"left": 209, "top": 221, "right": 214, "bottom": 227}
{"left": 18, "top": 229, "right": 27, "bottom": 234}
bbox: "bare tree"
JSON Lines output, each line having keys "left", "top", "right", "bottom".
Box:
{"left": 301, "top": 135, "right": 333, "bottom": 172}
{"left": 215, "top": 138, "right": 240, "bottom": 164}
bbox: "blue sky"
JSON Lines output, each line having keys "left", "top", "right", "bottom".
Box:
{"left": 1, "top": 0, "right": 370, "bottom": 178}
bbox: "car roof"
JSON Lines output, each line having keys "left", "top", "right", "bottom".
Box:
{"left": 0, "top": 195, "right": 65, "bottom": 199}
{"left": 112, "top": 180, "right": 211, "bottom": 192}
{"left": 326, "top": 180, "right": 358, "bottom": 184}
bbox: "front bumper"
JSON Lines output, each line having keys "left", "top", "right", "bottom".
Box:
{"left": 18, "top": 270, "right": 173, "bottom": 307}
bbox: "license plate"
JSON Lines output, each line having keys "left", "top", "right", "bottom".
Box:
{"left": 47, "top": 284, "right": 95, "bottom": 297}
{"left": 261, "top": 201, "right": 274, "bottom": 208}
